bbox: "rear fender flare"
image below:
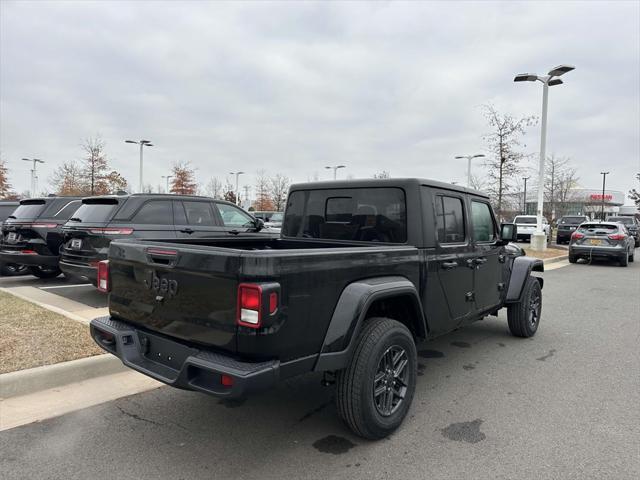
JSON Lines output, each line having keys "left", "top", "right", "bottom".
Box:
{"left": 313, "top": 276, "right": 426, "bottom": 372}
{"left": 506, "top": 256, "right": 544, "bottom": 303}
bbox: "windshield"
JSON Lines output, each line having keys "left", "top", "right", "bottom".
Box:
{"left": 514, "top": 216, "right": 537, "bottom": 224}
{"left": 69, "top": 200, "right": 120, "bottom": 223}
{"left": 608, "top": 217, "right": 632, "bottom": 225}
{"left": 560, "top": 216, "right": 587, "bottom": 224}
{"left": 9, "top": 201, "right": 47, "bottom": 219}
{"left": 283, "top": 187, "right": 407, "bottom": 243}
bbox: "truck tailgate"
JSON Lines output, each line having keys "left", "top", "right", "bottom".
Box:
{"left": 108, "top": 241, "right": 241, "bottom": 352}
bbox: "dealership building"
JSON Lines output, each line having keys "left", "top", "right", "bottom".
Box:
{"left": 523, "top": 188, "right": 628, "bottom": 219}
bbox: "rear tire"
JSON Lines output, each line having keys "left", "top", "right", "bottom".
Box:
{"left": 335, "top": 317, "right": 417, "bottom": 440}
{"left": 619, "top": 252, "right": 629, "bottom": 267}
{"left": 629, "top": 250, "right": 634, "bottom": 262}
{"left": 507, "top": 277, "right": 542, "bottom": 338}
{"left": 0, "top": 263, "right": 28, "bottom": 276}
{"left": 568, "top": 254, "right": 577, "bottom": 264}
{"left": 29, "top": 266, "right": 62, "bottom": 279}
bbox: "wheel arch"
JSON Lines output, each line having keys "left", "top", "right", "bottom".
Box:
{"left": 313, "top": 276, "right": 426, "bottom": 372}
{"left": 506, "top": 256, "right": 544, "bottom": 303}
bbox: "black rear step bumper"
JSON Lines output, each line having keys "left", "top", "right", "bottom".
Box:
{"left": 59, "top": 260, "right": 98, "bottom": 285}
{"left": 90, "top": 316, "right": 280, "bottom": 398}
{"left": 0, "top": 250, "right": 59, "bottom": 267}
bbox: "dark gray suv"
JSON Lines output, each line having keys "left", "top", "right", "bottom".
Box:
{"left": 569, "top": 221, "right": 635, "bottom": 266}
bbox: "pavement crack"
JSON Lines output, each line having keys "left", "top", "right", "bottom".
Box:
{"left": 536, "top": 349, "right": 556, "bottom": 361}
{"left": 298, "top": 399, "right": 333, "bottom": 422}
{"left": 117, "top": 406, "right": 163, "bottom": 427}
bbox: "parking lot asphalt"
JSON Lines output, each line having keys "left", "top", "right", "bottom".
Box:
{"left": 1, "top": 259, "right": 639, "bottom": 480}
{"left": 0, "top": 274, "right": 107, "bottom": 309}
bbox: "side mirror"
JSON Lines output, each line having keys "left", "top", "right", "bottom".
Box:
{"left": 254, "top": 218, "right": 264, "bottom": 231}
{"left": 500, "top": 223, "right": 517, "bottom": 243}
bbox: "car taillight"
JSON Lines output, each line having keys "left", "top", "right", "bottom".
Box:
{"left": 31, "top": 223, "right": 58, "bottom": 228}
{"left": 97, "top": 260, "right": 110, "bottom": 293}
{"left": 571, "top": 232, "right": 585, "bottom": 240}
{"left": 237, "top": 284, "right": 262, "bottom": 328}
{"left": 22, "top": 250, "right": 37, "bottom": 254}
{"left": 89, "top": 228, "right": 134, "bottom": 235}
{"left": 608, "top": 233, "right": 626, "bottom": 240}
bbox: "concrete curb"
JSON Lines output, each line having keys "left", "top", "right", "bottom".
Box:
{"left": 0, "top": 354, "right": 126, "bottom": 399}
{"left": 0, "top": 287, "right": 91, "bottom": 324}
{"left": 543, "top": 255, "right": 568, "bottom": 265}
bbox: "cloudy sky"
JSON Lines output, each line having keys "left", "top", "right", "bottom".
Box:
{"left": 1, "top": 0, "right": 638, "bottom": 203}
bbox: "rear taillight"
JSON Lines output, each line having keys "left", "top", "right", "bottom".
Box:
{"left": 608, "top": 233, "right": 626, "bottom": 240}
{"left": 31, "top": 223, "right": 58, "bottom": 228}
{"left": 22, "top": 250, "right": 37, "bottom": 255}
{"left": 97, "top": 260, "right": 110, "bottom": 293}
{"left": 89, "top": 228, "right": 134, "bottom": 235}
{"left": 571, "top": 232, "right": 585, "bottom": 240}
{"left": 237, "top": 284, "right": 262, "bottom": 328}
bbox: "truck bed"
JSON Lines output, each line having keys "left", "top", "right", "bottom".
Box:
{"left": 107, "top": 237, "right": 420, "bottom": 362}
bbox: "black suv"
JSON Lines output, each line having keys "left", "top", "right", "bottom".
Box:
{"left": 0, "top": 200, "right": 23, "bottom": 276}
{"left": 60, "top": 194, "right": 270, "bottom": 285}
{"left": 606, "top": 216, "right": 639, "bottom": 247}
{"left": 556, "top": 215, "right": 589, "bottom": 244}
{"left": 91, "top": 178, "right": 543, "bottom": 439}
{"left": 0, "top": 196, "right": 83, "bottom": 278}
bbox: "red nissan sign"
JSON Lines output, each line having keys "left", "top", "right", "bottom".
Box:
{"left": 590, "top": 194, "right": 613, "bottom": 201}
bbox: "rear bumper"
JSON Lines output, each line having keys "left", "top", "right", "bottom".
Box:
{"left": 0, "top": 250, "right": 59, "bottom": 267}
{"left": 90, "top": 316, "right": 280, "bottom": 398}
{"left": 570, "top": 245, "right": 626, "bottom": 259}
{"left": 59, "top": 260, "right": 98, "bottom": 284}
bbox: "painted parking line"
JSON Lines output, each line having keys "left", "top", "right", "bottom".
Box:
{"left": 39, "top": 283, "right": 92, "bottom": 290}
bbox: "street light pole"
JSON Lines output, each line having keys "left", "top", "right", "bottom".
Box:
{"left": 325, "top": 165, "right": 346, "bottom": 180}
{"left": 454, "top": 154, "right": 485, "bottom": 187}
{"left": 125, "top": 139, "right": 153, "bottom": 193}
{"left": 21, "top": 158, "right": 45, "bottom": 197}
{"left": 514, "top": 64, "right": 575, "bottom": 251}
{"left": 229, "top": 171, "right": 244, "bottom": 205}
{"left": 523, "top": 176, "right": 530, "bottom": 214}
{"left": 600, "top": 171, "right": 609, "bottom": 220}
{"left": 162, "top": 175, "right": 173, "bottom": 193}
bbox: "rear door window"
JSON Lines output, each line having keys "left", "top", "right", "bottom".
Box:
{"left": 435, "top": 195, "right": 466, "bottom": 244}
{"left": 132, "top": 201, "right": 172, "bottom": 224}
{"left": 471, "top": 201, "right": 497, "bottom": 242}
{"left": 53, "top": 200, "right": 82, "bottom": 220}
{"left": 183, "top": 201, "right": 216, "bottom": 226}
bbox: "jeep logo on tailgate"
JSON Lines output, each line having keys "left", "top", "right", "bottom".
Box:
{"left": 144, "top": 271, "right": 178, "bottom": 299}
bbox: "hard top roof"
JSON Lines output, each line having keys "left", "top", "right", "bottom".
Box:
{"left": 288, "top": 177, "right": 488, "bottom": 198}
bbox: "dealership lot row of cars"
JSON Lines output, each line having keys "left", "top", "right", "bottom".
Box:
{"left": 0, "top": 195, "right": 280, "bottom": 285}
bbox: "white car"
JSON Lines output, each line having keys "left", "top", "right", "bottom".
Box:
{"left": 513, "top": 215, "right": 550, "bottom": 242}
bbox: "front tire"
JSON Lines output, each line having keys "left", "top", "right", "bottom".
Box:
{"left": 336, "top": 317, "right": 417, "bottom": 440}
{"left": 507, "top": 277, "right": 542, "bottom": 338}
{"left": 29, "top": 266, "right": 62, "bottom": 279}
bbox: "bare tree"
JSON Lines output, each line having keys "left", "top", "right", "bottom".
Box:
{"left": 223, "top": 178, "right": 236, "bottom": 204}
{"left": 373, "top": 170, "right": 390, "bottom": 179}
{"left": 468, "top": 174, "right": 487, "bottom": 192}
{"left": 81, "top": 136, "right": 109, "bottom": 195}
{"left": 50, "top": 161, "right": 85, "bottom": 195}
{"left": 204, "top": 177, "right": 223, "bottom": 199}
{"left": 0, "top": 158, "right": 12, "bottom": 198}
{"left": 269, "top": 174, "right": 289, "bottom": 211}
{"left": 254, "top": 169, "right": 273, "bottom": 211}
{"left": 628, "top": 173, "right": 640, "bottom": 207}
{"left": 543, "top": 155, "right": 579, "bottom": 221}
{"left": 482, "top": 105, "right": 537, "bottom": 219}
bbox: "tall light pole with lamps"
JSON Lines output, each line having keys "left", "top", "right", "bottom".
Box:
{"left": 125, "top": 139, "right": 153, "bottom": 193}
{"left": 21, "top": 158, "right": 45, "bottom": 197}
{"left": 514, "top": 64, "right": 575, "bottom": 251}
{"left": 229, "top": 171, "right": 244, "bottom": 205}
{"left": 454, "top": 154, "right": 485, "bottom": 188}
{"left": 325, "top": 165, "right": 346, "bottom": 180}
{"left": 600, "top": 171, "right": 610, "bottom": 221}
{"left": 522, "top": 176, "right": 530, "bottom": 214}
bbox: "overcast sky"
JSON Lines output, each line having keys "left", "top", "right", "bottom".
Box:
{"left": 1, "top": 0, "right": 639, "bottom": 203}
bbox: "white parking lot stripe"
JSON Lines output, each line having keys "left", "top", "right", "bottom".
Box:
{"left": 39, "top": 283, "right": 92, "bottom": 290}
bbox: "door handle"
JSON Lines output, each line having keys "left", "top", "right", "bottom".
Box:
{"left": 441, "top": 261, "right": 458, "bottom": 270}
{"left": 475, "top": 257, "right": 487, "bottom": 265}
{"left": 180, "top": 228, "right": 194, "bottom": 234}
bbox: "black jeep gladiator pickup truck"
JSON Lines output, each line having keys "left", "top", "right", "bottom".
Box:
{"left": 91, "top": 178, "right": 543, "bottom": 439}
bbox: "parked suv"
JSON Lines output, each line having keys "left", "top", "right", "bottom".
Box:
{"left": 91, "top": 178, "right": 543, "bottom": 440}
{"left": 569, "top": 221, "right": 635, "bottom": 266}
{"left": 513, "top": 215, "right": 550, "bottom": 242}
{"left": 60, "top": 194, "right": 270, "bottom": 285}
{"left": 606, "top": 216, "right": 639, "bottom": 247}
{"left": 556, "top": 215, "right": 589, "bottom": 244}
{"left": 0, "top": 196, "right": 83, "bottom": 278}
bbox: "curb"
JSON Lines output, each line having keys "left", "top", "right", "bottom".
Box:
{"left": 0, "top": 354, "right": 126, "bottom": 399}
{"left": 543, "top": 255, "right": 568, "bottom": 265}
{"left": 0, "top": 287, "right": 92, "bottom": 324}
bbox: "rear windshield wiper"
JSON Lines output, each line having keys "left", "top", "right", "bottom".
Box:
{"left": 69, "top": 217, "right": 82, "bottom": 222}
